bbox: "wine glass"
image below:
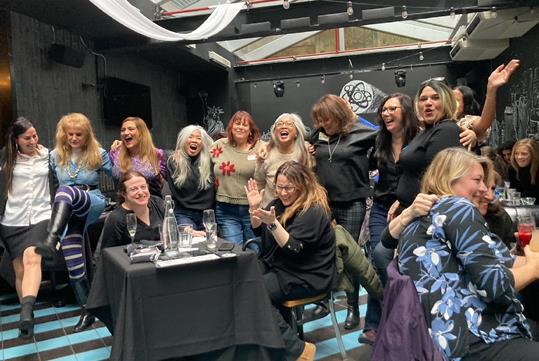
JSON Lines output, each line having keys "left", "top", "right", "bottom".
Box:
{"left": 126, "top": 213, "right": 138, "bottom": 245}
{"left": 517, "top": 212, "right": 536, "bottom": 249}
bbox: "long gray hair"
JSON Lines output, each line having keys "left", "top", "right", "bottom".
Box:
{"left": 169, "top": 125, "right": 213, "bottom": 190}
{"left": 268, "top": 113, "right": 311, "bottom": 167}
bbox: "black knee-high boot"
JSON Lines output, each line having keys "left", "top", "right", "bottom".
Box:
{"left": 35, "top": 202, "right": 72, "bottom": 263}
{"left": 71, "top": 277, "right": 95, "bottom": 332}
{"left": 344, "top": 283, "right": 360, "bottom": 330}
{"left": 19, "top": 296, "right": 36, "bottom": 339}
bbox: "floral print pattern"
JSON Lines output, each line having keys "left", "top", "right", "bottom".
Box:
{"left": 398, "top": 196, "right": 532, "bottom": 360}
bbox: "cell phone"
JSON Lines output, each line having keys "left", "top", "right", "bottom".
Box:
{"left": 218, "top": 242, "right": 235, "bottom": 252}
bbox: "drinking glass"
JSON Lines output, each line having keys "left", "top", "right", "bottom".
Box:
{"left": 517, "top": 212, "right": 536, "bottom": 249}
{"left": 126, "top": 213, "right": 138, "bottom": 245}
{"left": 203, "top": 209, "right": 216, "bottom": 228}
{"left": 524, "top": 197, "right": 536, "bottom": 205}
{"left": 178, "top": 224, "right": 193, "bottom": 249}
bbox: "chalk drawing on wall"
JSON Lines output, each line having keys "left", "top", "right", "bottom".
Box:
{"left": 340, "top": 80, "right": 387, "bottom": 114}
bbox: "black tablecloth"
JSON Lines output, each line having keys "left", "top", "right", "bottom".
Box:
{"left": 87, "top": 246, "right": 286, "bottom": 361}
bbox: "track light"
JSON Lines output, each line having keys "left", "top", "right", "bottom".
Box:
{"left": 273, "top": 80, "right": 285, "bottom": 97}
{"left": 349, "top": 72, "right": 354, "bottom": 80}
{"left": 491, "top": 6, "right": 497, "bottom": 19}
{"left": 296, "top": 80, "right": 300, "bottom": 88}
{"left": 419, "top": 51, "right": 424, "bottom": 61}
{"left": 253, "top": 82, "right": 257, "bottom": 88}
{"left": 347, "top": 1, "right": 354, "bottom": 16}
{"left": 381, "top": 63, "right": 386, "bottom": 71}
{"left": 394, "top": 70, "right": 406, "bottom": 87}
{"left": 450, "top": 7, "right": 455, "bottom": 19}
{"left": 321, "top": 75, "right": 326, "bottom": 84}
{"left": 283, "top": 0, "right": 290, "bottom": 10}
{"left": 401, "top": 5, "right": 408, "bottom": 19}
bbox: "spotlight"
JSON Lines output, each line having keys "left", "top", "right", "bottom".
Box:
{"left": 347, "top": 1, "right": 354, "bottom": 16}
{"left": 394, "top": 70, "right": 406, "bottom": 88}
{"left": 491, "top": 6, "right": 497, "bottom": 19}
{"left": 381, "top": 62, "right": 386, "bottom": 71}
{"left": 419, "top": 51, "right": 424, "bottom": 61}
{"left": 273, "top": 80, "right": 285, "bottom": 97}
{"left": 321, "top": 75, "right": 326, "bottom": 84}
{"left": 401, "top": 5, "right": 408, "bottom": 19}
{"left": 450, "top": 7, "right": 456, "bottom": 19}
{"left": 296, "top": 80, "right": 300, "bottom": 88}
{"left": 283, "top": 0, "right": 290, "bottom": 10}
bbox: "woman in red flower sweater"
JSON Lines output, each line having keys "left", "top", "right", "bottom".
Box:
{"left": 210, "top": 111, "right": 263, "bottom": 245}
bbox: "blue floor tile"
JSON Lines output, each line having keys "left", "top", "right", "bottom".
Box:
{"left": 49, "top": 355, "right": 78, "bottom": 361}
{"left": 3, "top": 341, "right": 38, "bottom": 359}
{"left": 75, "top": 347, "right": 111, "bottom": 361}
{"left": 36, "top": 335, "right": 71, "bottom": 352}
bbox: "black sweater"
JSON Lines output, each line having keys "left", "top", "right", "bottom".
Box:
{"left": 396, "top": 120, "right": 461, "bottom": 207}
{"left": 311, "top": 123, "right": 377, "bottom": 203}
{"left": 259, "top": 200, "right": 336, "bottom": 296}
{"left": 508, "top": 166, "right": 539, "bottom": 204}
{"left": 166, "top": 157, "right": 215, "bottom": 211}
{"left": 100, "top": 195, "right": 164, "bottom": 249}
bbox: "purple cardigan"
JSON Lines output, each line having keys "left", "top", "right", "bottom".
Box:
{"left": 372, "top": 259, "right": 445, "bottom": 361}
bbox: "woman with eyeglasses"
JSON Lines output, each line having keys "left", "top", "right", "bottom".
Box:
{"left": 453, "top": 59, "right": 520, "bottom": 146}
{"left": 35, "top": 113, "right": 112, "bottom": 332}
{"left": 100, "top": 171, "right": 164, "bottom": 249}
{"left": 210, "top": 111, "right": 263, "bottom": 245}
{"left": 358, "top": 93, "right": 419, "bottom": 344}
{"left": 254, "top": 113, "right": 313, "bottom": 208}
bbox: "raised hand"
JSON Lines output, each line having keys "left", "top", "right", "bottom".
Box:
{"left": 488, "top": 59, "right": 520, "bottom": 90}
{"left": 252, "top": 206, "right": 276, "bottom": 225}
{"left": 245, "top": 178, "right": 264, "bottom": 210}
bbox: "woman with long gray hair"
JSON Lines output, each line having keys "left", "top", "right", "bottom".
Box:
{"left": 254, "top": 113, "right": 313, "bottom": 208}
{"left": 166, "top": 125, "right": 215, "bottom": 230}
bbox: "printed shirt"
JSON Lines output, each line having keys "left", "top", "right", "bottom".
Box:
{"left": 398, "top": 196, "right": 531, "bottom": 360}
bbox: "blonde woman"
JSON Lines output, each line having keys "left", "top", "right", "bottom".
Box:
{"left": 396, "top": 148, "right": 539, "bottom": 360}
{"left": 254, "top": 113, "right": 313, "bottom": 208}
{"left": 109, "top": 117, "right": 167, "bottom": 197}
{"left": 167, "top": 125, "right": 215, "bottom": 230}
{"left": 35, "top": 113, "right": 112, "bottom": 332}
{"left": 508, "top": 138, "right": 539, "bottom": 204}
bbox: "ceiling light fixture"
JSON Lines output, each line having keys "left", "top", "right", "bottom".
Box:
{"left": 347, "top": 1, "right": 354, "bottom": 16}
{"left": 401, "top": 5, "right": 408, "bottom": 19}
{"left": 283, "top": 0, "right": 290, "bottom": 10}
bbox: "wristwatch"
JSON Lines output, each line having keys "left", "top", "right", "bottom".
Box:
{"left": 267, "top": 221, "right": 277, "bottom": 232}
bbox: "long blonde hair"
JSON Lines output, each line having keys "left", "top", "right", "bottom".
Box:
{"left": 421, "top": 147, "right": 491, "bottom": 196}
{"left": 275, "top": 161, "right": 330, "bottom": 225}
{"left": 267, "top": 113, "right": 312, "bottom": 168}
{"left": 511, "top": 138, "right": 539, "bottom": 184}
{"left": 55, "top": 113, "right": 102, "bottom": 169}
{"left": 170, "top": 125, "right": 213, "bottom": 190}
{"left": 118, "top": 117, "right": 159, "bottom": 175}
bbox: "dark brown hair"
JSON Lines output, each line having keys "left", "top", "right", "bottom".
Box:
{"left": 117, "top": 170, "right": 147, "bottom": 203}
{"left": 311, "top": 94, "right": 356, "bottom": 135}
{"left": 3, "top": 117, "right": 35, "bottom": 192}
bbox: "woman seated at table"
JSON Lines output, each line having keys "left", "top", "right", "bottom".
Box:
{"left": 395, "top": 148, "right": 539, "bottom": 360}
{"left": 508, "top": 138, "right": 539, "bottom": 204}
{"left": 109, "top": 117, "right": 167, "bottom": 197}
{"left": 167, "top": 125, "right": 215, "bottom": 231}
{"left": 246, "top": 161, "right": 336, "bottom": 304}
{"left": 101, "top": 171, "right": 163, "bottom": 249}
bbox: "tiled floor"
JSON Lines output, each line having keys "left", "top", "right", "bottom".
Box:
{"left": 1, "top": 288, "right": 373, "bottom": 361}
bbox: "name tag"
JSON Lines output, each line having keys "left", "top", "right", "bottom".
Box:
{"left": 247, "top": 154, "right": 257, "bottom": 161}
{"left": 318, "top": 133, "right": 329, "bottom": 142}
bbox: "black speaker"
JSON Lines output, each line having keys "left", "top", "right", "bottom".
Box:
{"left": 48, "top": 44, "right": 85, "bottom": 68}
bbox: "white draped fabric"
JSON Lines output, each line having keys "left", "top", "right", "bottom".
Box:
{"left": 89, "top": 0, "right": 244, "bottom": 41}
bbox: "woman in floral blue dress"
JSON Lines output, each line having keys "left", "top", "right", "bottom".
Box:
{"left": 397, "top": 147, "right": 539, "bottom": 360}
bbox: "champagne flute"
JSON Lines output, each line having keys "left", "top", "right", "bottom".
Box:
{"left": 126, "top": 213, "right": 138, "bottom": 245}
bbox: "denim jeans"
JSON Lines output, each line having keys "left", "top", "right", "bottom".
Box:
{"left": 215, "top": 202, "right": 255, "bottom": 245}
{"left": 364, "top": 202, "right": 395, "bottom": 331}
{"left": 174, "top": 208, "right": 204, "bottom": 231}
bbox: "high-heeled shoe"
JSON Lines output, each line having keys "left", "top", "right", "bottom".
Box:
{"left": 35, "top": 202, "right": 72, "bottom": 264}
{"left": 73, "top": 307, "right": 95, "bottom": 333}
{"left": 19, "top": 301, "right": 35, "bottom": 339}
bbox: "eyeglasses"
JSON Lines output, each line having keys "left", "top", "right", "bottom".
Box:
{"left": 381, "top": 106, "right": 401, "bottom": 114}
{"left": 275, "top": 120, "right": 295, "bottom": 127}
{"left": 127, "top": 185, "right": 148, "bottom": 194}
{"left": 275, "top": 184, "right": 295, "bottom": 193}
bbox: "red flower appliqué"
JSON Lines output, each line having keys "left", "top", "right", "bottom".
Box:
{"left": 211, "top": 146, "right": 223, "bottom": 158}
{"left": 219, "top": 161, "right": 236, "bottom": 176}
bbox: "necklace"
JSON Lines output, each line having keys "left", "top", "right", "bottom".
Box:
{"left": 66, "top": 162, "right": 82, "bottom": 179}
{"left": 327, "top": 135, "right": 342, "bottom": 162}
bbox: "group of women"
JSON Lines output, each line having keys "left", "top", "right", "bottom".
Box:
{"left": 2, "top": 56, "right": 538, "bottom": 360}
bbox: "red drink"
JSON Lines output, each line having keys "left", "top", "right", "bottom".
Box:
{"left": 518, "top": 223, "right": 535, "bottom": 247}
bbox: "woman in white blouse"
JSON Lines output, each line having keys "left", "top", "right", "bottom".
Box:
{"left": 0, "top": 117, "right": 52, "bottom": 339}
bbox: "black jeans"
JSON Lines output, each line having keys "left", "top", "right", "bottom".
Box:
{"left": 462, "top": 337, "right": 539, "bottom": 361}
